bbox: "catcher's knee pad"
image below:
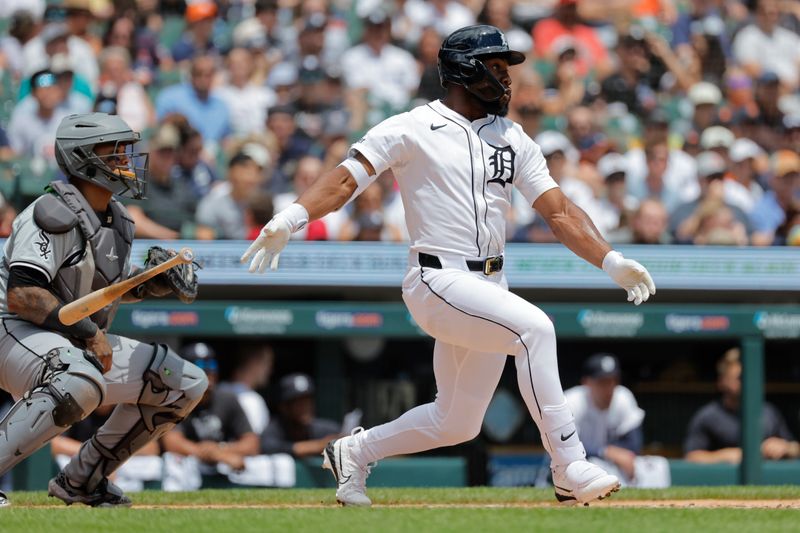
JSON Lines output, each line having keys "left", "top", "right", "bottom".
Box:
{"left": 139, "top": 344, "right": 208, "bottom": 426}
{"left": 42, "top": 347, "right": 106, "bottom": 427}
{"left": 0, "top": 348, "right": 104, "bottom": 474}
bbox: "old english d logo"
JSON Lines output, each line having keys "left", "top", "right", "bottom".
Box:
{"left": 486, "top": 143, "right": 515, "bottom": 187}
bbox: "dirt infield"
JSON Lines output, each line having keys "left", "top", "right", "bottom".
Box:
{"left": 25, "top": 499, "right": 800, "bottom": 510}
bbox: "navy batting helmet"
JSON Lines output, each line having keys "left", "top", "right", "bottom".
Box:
{"left": 438, "top": 25, "right": 525, "bottom": 103}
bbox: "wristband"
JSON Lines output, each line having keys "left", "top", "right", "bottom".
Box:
{"left": 340, "top": 157, "right": 371, "bottom": 187}
{"left": 602, "top": 250, "right": 624, "bottom": 273}
{"left": 278, "top": 203, "right": 309, "bottom": 233}
{"left": 43, "top": 306, "right": 98, "bottom": 339}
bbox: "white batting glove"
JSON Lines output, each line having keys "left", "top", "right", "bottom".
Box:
{"left": 602, "top": 251, "right": 656, "bottom": 306}
{"left": 240, "top": 204, "right": 308, "bottom": 273}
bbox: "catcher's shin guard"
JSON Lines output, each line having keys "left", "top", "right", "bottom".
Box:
{"left": 63, "top": 343, "right": 207, "bottom": 491}
{"left": 0, "top": 348, "right": 105, "bottom": 476}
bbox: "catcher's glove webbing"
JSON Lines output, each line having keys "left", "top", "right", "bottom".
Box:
{"left": 133, "top": 246, "right": 200, "bottom": 303}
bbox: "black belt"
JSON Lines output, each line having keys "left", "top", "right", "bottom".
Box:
{"left": 418, "top": 252, "right": 504, "bottom": 275}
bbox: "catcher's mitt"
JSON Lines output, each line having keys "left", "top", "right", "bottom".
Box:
{"left": 137, "top": 246, "right": 200, "bottom": 303}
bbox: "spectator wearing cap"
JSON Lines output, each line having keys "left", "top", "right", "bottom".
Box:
{"left": 22, "top": 21, "right": 98, "bottom": 91}
{"left": 214, "top": 47, "right": 277, "bottom": 138}
{"left": 752, "top": 71, "right": 785, "bottom": 151}
{"left": 685, "top": 348, "right": 800, "bottom": 464}
{"left": 340, "top": 8, "right": 420, "bottom": 116}
{"left": 687, "top": 82, "right": 722, "bottom": 143}
{"left": 477, "top": 0, "right": 533, "bottom": 54}
{"left": 156, "top": 55, "right": 232, "bottom": 150}
{"left": 0, "top": 0, "right": 45, "bottom": 20}
{"left": 751, "top": 150, "right": 800, "bottom": 245}
{"left": 700, "top": 125, "right": 735, "bottom": 166}
{"left": 196, "top": 147, "right": 271, "bottom": 239}
{"left": 627, "top": 136, "right": 700, "bottom": 214}
{"left": 260, "top": 373, "right": 342, "bottom": 458}
{"left": 163, "top": 343, "right": 260, "bottom": 478}
{"left": 533, "top": 0, "right": 613, "bottom": 79}
{"left": 7, "top": 69, "right": 71, "bottom": 164}
{"left": 126, "top": 123, "right": 215, "bottom": 240}
{"left": 13, "top": 56, "right": 93, "bottom": 138}
{"left": 732, "top": 0, "right": 800, "bottom": 90}
{"left": 400, "top": 0, "right": 476, "bottom": 45}
{"left": 564, "top": 354, "right": 648, "bottom": 485}
{"left": 724, "top": 138, "right": 766, "bottom": 214}
{"left": 283, "top": 13, "right": 339, "bottom": 77}
{"left": 217, "top": 343, "right": 275, "bottom": 436}
{"left": 169, "top": 117, "right": 221, "bottom": 200}
{"left": 267, "top": 62, "right": 300, "bottom": 105}
{"left": 233, "top": 0, "right": 290, "bottom": 65}
{"left": 274, "top": 155, "right": 347, "bottom": 240}
{"left": 97, "top": 46, "right": 155, "bottom": 132}
{"left": 784, "top": 114, "right": 800, "bottom": 153}
{"left": 596, "top": 152, "right": 639, "bottom": 237}
{"left": 171, "top": 0, "right": 222, "bottom": 63}
{"left": 515, "top": 131, "right": 601, "bottom": 242}
{"left": 266, "top": 104, "right": 317, "bottom": 194}
{"left": 670, "top": 151, "right": 751, "bottom": 245}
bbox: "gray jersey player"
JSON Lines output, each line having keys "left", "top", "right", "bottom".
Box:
{"left": 0, "top": 113, "right": 208, "bottom": 507}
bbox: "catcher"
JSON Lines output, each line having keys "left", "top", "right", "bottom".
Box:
{"left": 0, "top": 113, "right": 206, "bottom": 507}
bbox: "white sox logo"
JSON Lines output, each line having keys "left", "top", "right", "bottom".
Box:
{"left": 486, "top": 144, "right": 516, "bottom": 188}
{"left": 35, "top": 230, "right": 51, "bottom": 260}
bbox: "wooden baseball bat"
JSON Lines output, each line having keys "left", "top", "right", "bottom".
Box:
{"left": 58, "top": 247, "right": 195, "bottom": 326}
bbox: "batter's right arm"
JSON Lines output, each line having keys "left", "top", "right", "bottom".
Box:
{"left": 241, "top": 155, "right": 369, "bottom": 273}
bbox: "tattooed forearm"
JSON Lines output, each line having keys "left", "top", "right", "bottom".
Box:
{"left": 7, "top": 286, "right": 61, "bottom": 324}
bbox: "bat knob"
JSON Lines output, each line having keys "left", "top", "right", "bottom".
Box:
{"left": 179, "top": 248, "right": 194, "bottom": 262}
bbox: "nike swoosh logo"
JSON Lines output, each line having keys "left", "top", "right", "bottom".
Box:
{"left": 560, "top": 430, "right": 576, "bottom": 441}
{"left": 430, "top": 124, "right": 446, "bottom": 131}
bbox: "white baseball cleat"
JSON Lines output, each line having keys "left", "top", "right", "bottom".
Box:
{"left": 0, "top": 490, "right": 9, "bottom": 507}
{"left": 552, "top": 460, "right": 621, "bottom": 505}
{"left": 322, "top": 427, "right": 374, "bottom": 507}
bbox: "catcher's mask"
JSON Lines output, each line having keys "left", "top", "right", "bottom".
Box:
{"left": 55, "top": 113, "right": 149, "bottom": 199}
{"left": 438, "top": 25, "right": 525, "bottom": 104}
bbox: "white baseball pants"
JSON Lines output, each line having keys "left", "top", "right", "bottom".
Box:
{"left": 351, "top": 255, "right": 586, "bottom": 467}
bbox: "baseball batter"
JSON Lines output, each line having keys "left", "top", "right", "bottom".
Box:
{"left": 242, "top": 25, "right": 655, "bottom": 506}
{"left": 0, "top": 113, "right": 207, "bottom": 507}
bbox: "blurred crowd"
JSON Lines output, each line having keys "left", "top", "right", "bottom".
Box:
{"left": 1, "top": 0, "right": 800, "bottom": 246}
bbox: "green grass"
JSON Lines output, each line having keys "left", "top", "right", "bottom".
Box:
{"left": 2, "top": 487, "right": 799, "bottom": 533}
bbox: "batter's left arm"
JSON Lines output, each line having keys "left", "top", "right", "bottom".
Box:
{"left": 533, "top": 188, "right": 656, "bottom": 305}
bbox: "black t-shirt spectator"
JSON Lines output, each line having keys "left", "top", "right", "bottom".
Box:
{"left": 179, "top": 390, "right": 253, "bottom": 443}
{"left": 260, "top": 416, "right": 340, "bottom": 456}
{"left": 684, "top": 400, "right": 794, "bottom": 453}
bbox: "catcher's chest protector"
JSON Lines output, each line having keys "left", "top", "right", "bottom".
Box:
{"left": 48, "top": 182, "right": 134, "bottom": 329}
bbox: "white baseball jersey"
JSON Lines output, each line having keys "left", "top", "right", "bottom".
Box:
{"left": 345, "top": 101, "right": 588, "bottom": 470}
{"left": 350, "top": 99, "right": 558, "bottom": 258}
{"left": 564, "top": 384, "right": 645, "bottom": 453}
